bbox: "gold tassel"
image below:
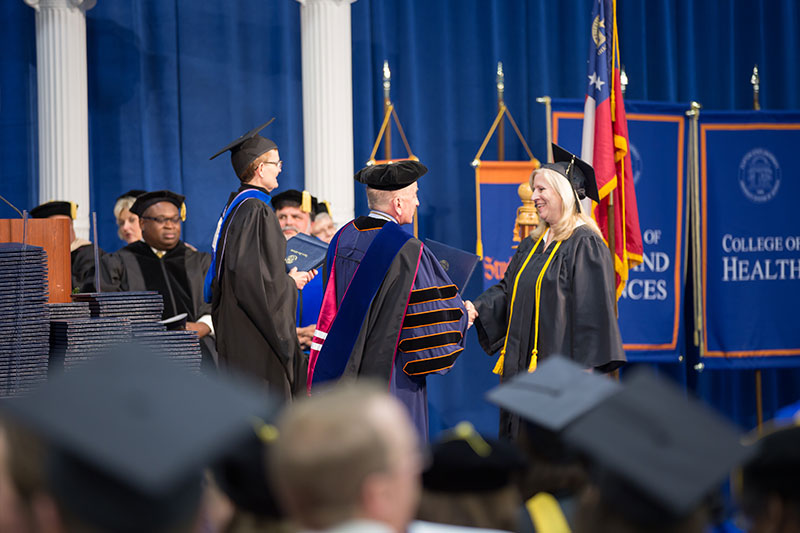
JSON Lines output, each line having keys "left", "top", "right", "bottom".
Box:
{"left": 492, "top": 352, "right": 505, "bottom": 375}
{"left": 301, "top": 191, "right": 312, "bottom": 213}
{"left": 180, "top": 203, "right": 187, "bottom": 222}
{"left": 528, "top": 349, "right": 538, "bottom": 373}
{"left": 70, "top": 202, "right": 78, "bottom": 220}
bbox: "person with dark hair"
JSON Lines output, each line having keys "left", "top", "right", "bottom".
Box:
{"left": 468, "top": 145, "right": 625, "bottom": 440}
{"left": 98, "top": 190, "right": 217, "bottom": 367}
{"left": 30, "top": 200, "right": 101, "bottom": 291}
{"left": 564, "top": 369, "right": 753, "bottom": 533}
{"left": 0, "top": 345, "right": 275, "bottom": 533}
{"left": 207, "top": 121, "right": 315, "bottom": 400}
{"left": 417, "top": 422, "right": 526, "bottom": 532}
{"left": 307, "top": 160, "right": 469, "bottom": 438}
{"left": 737, "top": 422, "right": 800, "bottom": 533}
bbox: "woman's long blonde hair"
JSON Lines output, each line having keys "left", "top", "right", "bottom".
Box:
{"left": 530, "top": 167, "right": 603, "bottom": 241}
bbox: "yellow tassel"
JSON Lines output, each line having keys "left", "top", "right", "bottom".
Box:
{"left": 70, "top": 202, "right": 77, "bottom": 220}
{"left": 492, "top": 352, "right": 505, "bottom": 375}
{"left": 301, "top": 190, "right": 312, "bottom": 213}
{"left": 528, "top": 349, "right": 538, "bottom": 373}
{"left": 180, "top": 203, "right": 186, "bottom": 222}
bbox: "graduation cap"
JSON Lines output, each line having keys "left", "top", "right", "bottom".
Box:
{"left": 115, "top": 189, "right": 146, "bottom": 202}
{"left": 354, "top": 160, "right": 428, "bottom": 191}
{"left": 563, "top": 368, "right": 754, "bottom": 525}
{"left": 130, "top": 190, "right": 187, "bottom": 221}
{"left": 740, "top": 422, "right": 800, "bottom": 499}
{"left": 271, "top": 189, "right": 317, "bottom": 216}
{"left": 315, "top": 199, "right": 331, "bottom": 216}
{"left": 423, "top": 422, "right": 526, "bottom": 492}
{"left": 212, "top": 418, "right": 285, "bottom": 518}
{"left": 540, "top": 144, "right": 599, "bottom": 211}
{"left": 210, "top": 118, "right": 277, "bottom": 179}
{"left": 486, "top": 355, "right": 620, "bottom": 434}
{"left": 0, "top": 345, "right": 274, "bottom": 533}
{"left": 30, "top": 201, "right": 77, "bottom": 220}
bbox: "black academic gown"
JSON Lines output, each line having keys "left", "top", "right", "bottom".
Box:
{"left": 210, "top": 184, "right": 302, "bottom": 402}
{"left": 99, "top": 240, "right": 216, "bottom": 367}
{"left": 71, "top": 241, "right": 102, "bottom": 292}
{"left": 474, "top": 225, "right": 625, "bottom": 439}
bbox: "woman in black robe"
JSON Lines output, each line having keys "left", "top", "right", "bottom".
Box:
{"left": 469, "top": 145, "right": 626, "bottom": 439}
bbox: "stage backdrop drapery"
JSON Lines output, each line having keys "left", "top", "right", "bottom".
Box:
{"left": 3, "top": 0, "right": 800, "bottom": 437}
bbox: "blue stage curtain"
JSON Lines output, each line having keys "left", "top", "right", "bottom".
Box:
{"left": 1, "top": 0, "right": 799, "bottom": 436}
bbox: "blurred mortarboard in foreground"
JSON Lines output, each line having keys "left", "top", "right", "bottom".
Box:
{"left": 486, "top": 355, "right": 620, "bottom": 433}
{"left": 210, "top": 118, "right": 277, "bottom": 179}
{"left": 30, "top": 201, "right": 77, "bottom": 220}
{"left": 563, "top": 368, "right": 753, "bottom": 525}
{"left": 212, "top": 417, "right": 285, "bottom": 518}
{"left": 540, "top": 144, "right": 599, "bottom": 208}
{"left": 0, "top": 345, "right": 274, "bottom": 533}
{"left": 130, "top": 190, "right": 187, "bottom": 221}
{"left": 115, "top": 189, "right": 146, "bottom": 202}
{"left": 740, "top": 422, "right": 800, "bottom": 499}
{"left": 271, "top": 189, "right": 318, "bottom": 216}
{"left": 355, "top": 160, "right": 427, "bottom": 191}
{"left": 423, "top": 422, "right": 526, "bottom": 492}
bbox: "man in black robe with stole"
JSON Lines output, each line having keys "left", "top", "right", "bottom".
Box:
{"left": 99, "top": 190, "right": 217, "bottom": 367}
{"left": 206, "top": 121, "right": 314, "bottom": 401}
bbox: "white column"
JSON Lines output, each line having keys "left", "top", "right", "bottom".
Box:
{"left": 24, "top": 0, "right": 95, "bottom": 240}
{"left": 298, "top": 0, "right": 356, "bottom": 225}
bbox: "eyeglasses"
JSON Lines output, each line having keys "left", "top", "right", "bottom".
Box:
{"left": 141, "top": 215, "right": 181, "bottom": 225}
{"left": 262, "top": 160, "right": 283, "bottom": 169}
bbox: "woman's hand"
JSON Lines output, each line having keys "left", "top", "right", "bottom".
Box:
{"left": 464, "top": 300, "right": 478, "bottom": 329}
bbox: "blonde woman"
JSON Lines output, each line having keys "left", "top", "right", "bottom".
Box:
{"left": 469, "top": 145, "right": 625, "bottom": 439}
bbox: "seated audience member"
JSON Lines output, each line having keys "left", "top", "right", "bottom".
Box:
{"left": 272, "top": 188, "right": 325, "bottom": 351}
{"left": 212, "top": 418, "right": 291, "bottom": 533}
{"left": 737, "top": 422, "right": 800, "bottom": 533}
{"left": 311, "top": 200, "right": 336, "bottom": 243}
{"left": 271, "top": 382, "right": 423, "bottom": 533}
{"left": 0, "top": 345, "right": 274, "bottom": 533}
{"left": 564, "top": 369, "right": 754, "bottom": 533}
{"left": 99, "top": 190, "right": 217, "bottom": 367}
{"left": 30, "top": 200, "right": 100, "bottom": 292}
{"left": 113, "top": 189, "right": 145, "bottom": 245}
{"left": 418, "top": 422, "right": 525, "bottom": 532}
{"left": 485, "top": 356, "right": 621, "bottom": 532}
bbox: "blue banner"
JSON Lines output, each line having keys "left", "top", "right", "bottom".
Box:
{"left": 700, "top": 112, "right": 800, "bottom": 369}
{"left": 551, "top": 99, "right": 687, "bottom": 362}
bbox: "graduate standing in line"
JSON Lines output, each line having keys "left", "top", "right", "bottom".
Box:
{"left": 206, "top": 121, "right": 315, "bottom": 401}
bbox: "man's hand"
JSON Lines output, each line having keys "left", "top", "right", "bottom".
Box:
{"left": 296, "top": 324, "right": 315, "bottom": 350}
{"left": 464, "top": 300, "right": 478, "bottom": 329}
{"left": 186, "top": 321, "right": 211, "bottom": 338}
{"left": 288, "top": 268, "right": 318, "bottom": 290}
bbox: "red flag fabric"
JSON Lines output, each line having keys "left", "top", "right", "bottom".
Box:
{"left": 581, "top": 0, "right": 643, "bottom": 299}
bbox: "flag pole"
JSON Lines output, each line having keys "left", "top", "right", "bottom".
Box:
{"left": 497, "top": 62, "right": 505, "bottom": 161}
{"left": 686, "top": 101, "right": 704, "bottom": 375}
{"left": 383, "top": 60, "right": 392, "bottom": 161}
{"left": 750, "top": 64, "right": 764, "bottom": 432}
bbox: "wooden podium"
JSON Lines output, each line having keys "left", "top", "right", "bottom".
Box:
{"left": 0, "top": 218, "right": 72, "bottom": 303}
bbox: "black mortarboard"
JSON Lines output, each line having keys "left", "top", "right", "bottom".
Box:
{"left": 0, "top": 345, "right": 274, "bottom": 533}
{"left": 30, "top": 201, "right": 77, "bottom": 220}
{"left": 212, "top": 418, "right": 285, "bottom": 518}
{"left": 315, "top": 199, "right": 331, "bottom": 216}
{"left": 210, "top": 119, "right": 277, "bottom": 179}
{"left": 115, "top": 189, "right": 146, "bottom": 202}
{"left": 740, "top": 423, "right": 800, "bottom": 498}
{"left": 563, "top": 369, "right": 753, "bottom": 525}
{"left": 423, "top": 422, "right": 526, "bottom": 492}
{"left": 130, "top": 190, "right": 187, "bottom": 221}
{"left": 271, "top": 189, "right": 317, "bottom": 215}
{"left": 486, "top": 355, "right": 620, "bottom": 434}
{"left": 540, "top": 144, "right": 600, "bottom": 207}
{"left": 354, "top": 160, "right": 428, "bottom": 191}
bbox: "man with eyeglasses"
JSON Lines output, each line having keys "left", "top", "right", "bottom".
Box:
{"left": 206, "top": 120, "right": 315, "bottom": 402}
{"left": 98, "top": 190, "right": 218, "bottom": 368}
